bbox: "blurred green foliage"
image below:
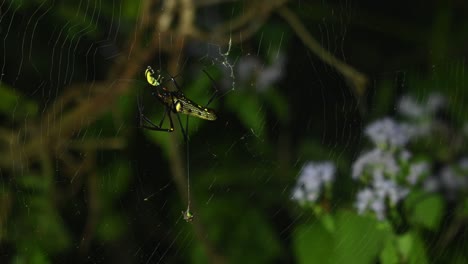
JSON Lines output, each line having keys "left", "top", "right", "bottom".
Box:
{"left": 405, "top": 191, "right": 444, "bottom": 231}
{"left": 0, "top": 84, "right": 38, "bottom": 120}
{"left": 0, "top": 0, "right": 468, "bottom": 263}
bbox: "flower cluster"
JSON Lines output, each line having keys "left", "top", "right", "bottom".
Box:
{"left": 291, "top": 162, "right": 336, "bottom": 204}
{"left": 397, "top": 93, "right": 445, "bottom": 119}
{"left": 397, "top": 93, "right": 445, "bottom": 137}
{"left": 352, "top": 148, "right": 400, "bottom": 180}
{"left": 424, "top": 158, "right": 468, "bottom": 199}
{"left": 352, "top": 118, "right": 420, "bottom": 220}
{"left": 292, "top": 92, "right": 467, "bottom": 221}
{"left": 352, "top": 93, "right": 450, "bottom": 220}
{"left": 355, "top": 180, "right": 409, "bottom": 220}
{"left": 352, "top": 145, "right": 413, "bottom": 219}
{"left": 364, "top": 118, "right": 413, "bottom": 149}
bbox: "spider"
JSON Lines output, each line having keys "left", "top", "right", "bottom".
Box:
{"left": 138, "top": 66, "right": 218, "bottom": 137}
{"left": 138, "top": 65, "right": 219, "bottom": 222}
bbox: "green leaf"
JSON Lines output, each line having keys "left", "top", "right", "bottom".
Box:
{"left": 99, "top": 162, "right": 131, "bottom": 202}
{"left": 226, "top": 91, "right": 266, "bottom": 137}
{"left": 12, "top": 194, "right": 71, "bottom": 254}
{"left": 185, "top": 67, "right": 222, "bottom": 102}
{"left": 293, "top": 221, "right": 334, "bottom": 263}
{"left": 0, "top": 83, "right": 38, "bottom": 120}
{"left": 13, "top": 244, "right": 51, "bottom": 264}
{"left": 12, "top": 173, "right": 72, "bottom": 255}
{"left": 320, "top": 213, "right": 335, "bottom": 233}
{"left": 15, "top": 174, "right": 52, "bottom": 193}
{"left": 397, "top": 232, "right": 428, "bottom": 264}
{"left": 293, "top": 211, "right": 392, "bottom": 264}
{"left": 143, "top": 125, "right": 174, "bottom": 156}
{"left": 405, "top": 191, "right": 444, "bottom": 230}
{"left": 332, "top": 211, "right": 391, "bottom": 264}
{"left": 191, "top": 242, "right": 209, "bottom": 264}
{"left": 34, "top": 208, "right": 71, "bottom": 253}
{"left": 195, "top": 199, "right": 282, "bottom": 263}
{"left": 380, "top": 238, "right": 399, "bottom": 264}
{"left": 117, "top": 93, "right": 136, "bottom": 121}
{"left": 263, "top": 88, "right": 289, "bottom": 123}
{"left": 461, "top": 197, "right": 468, "bottom": 218}
{"left": 122, "top": 0, "right": 141, "bottom": 20}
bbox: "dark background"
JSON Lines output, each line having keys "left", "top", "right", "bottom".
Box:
{"left": 1, "top": 0, "right": 467, "bottom": 263}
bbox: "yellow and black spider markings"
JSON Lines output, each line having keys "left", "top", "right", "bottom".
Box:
{"left": 145, "top": 66, "right": 217, "bottom": 121}
{"left": 145, "top": 66, "right": 162, "bottom": 86}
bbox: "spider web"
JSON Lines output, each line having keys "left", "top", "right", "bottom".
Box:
{"left": 1, "top": 0, "right": 468, "bottom": 263}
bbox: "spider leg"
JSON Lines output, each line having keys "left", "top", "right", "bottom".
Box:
{"left": 158, "top": 106, "right": 169, "bottom": 127}
{"left": 171, "top": 94, "right": 189, "bottom": 143}
{"left": 167, "top": 69, "right": 219, "bottom": 107}
{"left": 169, "top": 74, "right": 182, "bottom": 92}
{"left": 202, "top": 69, "right": 220, "bottom": 107}
{"left": 137, "top": 96, "right": 174, "bottom": 132}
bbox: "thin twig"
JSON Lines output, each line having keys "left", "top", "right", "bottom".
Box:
{"left": 67, "top": 137, "right": 126, "bottom": 150}
{"left": 79, "top": 156, "right": 99, "bottom": 257}
{"left": 277, "top": 6, "right": 368, "bottom": 106}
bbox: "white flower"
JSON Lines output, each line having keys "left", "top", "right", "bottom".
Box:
{"left": 399, "top": 150, "right": 412, "bottom": 162}
{"left": 423, "top": 159, "right": 468, "bottom": 199}
{"left": 370, "top": 198, "right": 386, "bottom": 220}
{"left": 398, "top": 96, "right": 425, "bottom": 119}
{"left": 440, "top": 165, "right": 468, "bottom": 192}
{"left": 256, "top": 54, "right": 285, "bottom": 91}
{"left": 397, "top": 93, "right": 445, "bottom": 119}
{"left": 291, "top": 161, "right": 336, "bottom": 203}
{"left": 355, "top": 188, "right": 389, "bottom": 220}
{"left": 396, "top": 93, "right": 447, "bottom": 138}
{"left": 423, "top": 176, "right": 440, "bottom": 192}
{"left": 291, "top": 187, "right": 314, "bottom": 203}
{"left": 237, "top": 56, "right": 260, "bottom": 83}
{"left": 352, "top": 148, "right": 399, "bottom": 179}
{"left": 236, "top": 54, "right": 285, "bottom": 91}
{"left": 355, "top": 175, "right": 410, "bottom": 220}
{"left": 373, "top": 177, "right": 409, "bottom": 205}
{"left": 459, "top": 157, "right": 468, "bottom": 171}
{"left": 356, "top": 188, "right": 374, "bottom": 214}
{"left": 407, "top": 162, "right": 430, "bottom": 185}
{"left": 365, "top": 118, "right": 412, "bottom": 148}
{"left": 426, "top": 93, "right": 445, "bottom": 113}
